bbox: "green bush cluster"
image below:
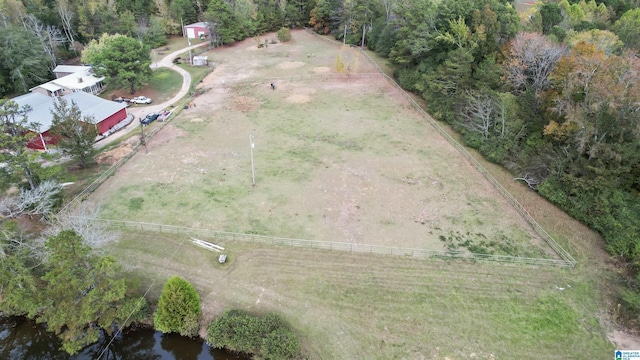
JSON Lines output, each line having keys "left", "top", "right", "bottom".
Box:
{"left": 277, "top": 27, "right": 292, "bottom": 42}
{"left": 206, "top": 310, "right": 300, "bottom": 359}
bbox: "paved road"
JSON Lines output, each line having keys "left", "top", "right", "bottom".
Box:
{"left": 96, "top": 41, "right": 209, "bottom": 148}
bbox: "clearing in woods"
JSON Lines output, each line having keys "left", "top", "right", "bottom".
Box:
{"left": 91, "top": 30, "right": 613, "bottom": 358}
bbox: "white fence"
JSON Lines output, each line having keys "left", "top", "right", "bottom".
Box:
{"left": 98, "top": 219, "right": 573, "bottom": 267}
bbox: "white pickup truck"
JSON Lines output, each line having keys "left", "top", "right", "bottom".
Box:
{"left": 130, "top": 96, "right": 152, "bottom": 104}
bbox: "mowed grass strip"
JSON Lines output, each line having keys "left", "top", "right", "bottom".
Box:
{"left": 107, "top": 229, "right": 612, "bottom": 359}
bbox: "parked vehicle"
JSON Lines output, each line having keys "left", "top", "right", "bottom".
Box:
{"left": 140, "top": 113, "right": 159, "bottom": 125}
{"left": 113, "top": 97, "right": 131, "bottom": 107}
{"left": 131, "top": 96, "right": 152, "bottom": 104}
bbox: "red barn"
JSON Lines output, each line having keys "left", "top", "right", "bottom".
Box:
{"left": 11, "top": 92, "right": 128, "bottom": 150}
{"left": 184, "top": 22, "right": 210, "bottom": 39}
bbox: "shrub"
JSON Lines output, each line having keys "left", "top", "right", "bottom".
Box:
{"left": 207, "top": 310, "right": 300, "bottom": 359}
{"left": 277, "top": 27, "right": 292, "bottom": 42}
{"left": 153, "top": 276, "right": 201, "bottom": 337}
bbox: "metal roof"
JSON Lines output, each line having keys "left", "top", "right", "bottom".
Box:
{"left": 38, "top": 82, "right": 63, "bottom": 92}
{"left": 185, "top": 22, "right": 209, "bottom": 28}
{"left": 31, "top": 69, "right": 105, "bottom": 92}
{"left": 52, "top": 65, "right": 92, "bottom": 74}
{"left": 10, "top": 92, "right": 127, "bottom": 133}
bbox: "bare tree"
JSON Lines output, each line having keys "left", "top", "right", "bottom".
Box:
{"left": 461, "top": 91, "right": 495, "bottom": 140}
{"left": 514, "top": 173, "right": 540, "bottom": 190}
{"left": 22, "top": 14, "right": 66, "bottom": 70}
{"left": 57, "top": 0, "right": 76, "bottom": 47}
{"left": 49, "top": 203, "right": 119, "bottom": 248}
{"left": 380, "top": 0, "right": 395, "bottom": 22}
{"left": 502, "top": 32, "right": 567, "bottom": 95}
{"left": 0, "top": 180, "right": 62, "bottom": 218}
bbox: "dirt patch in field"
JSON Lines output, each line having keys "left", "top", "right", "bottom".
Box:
{"left": 147, "top": 124, "right": 186, "bottom": 148}
{"left": 609, "top": 330, "right": 640, "bottom": 350}
{"left": 286, "top": 94, "right": 311, "bottom": 103}
{"left": 95, "top": 137, "right": 138, "bottom": 165}
{"left": 314, "top": 66, "right": 331, "bottom": 73}
{"left": 233, "top": 96, "right": 261, "bottom": 112}
{"left": 277, "top": 61, "right": 305, "bottom": 69}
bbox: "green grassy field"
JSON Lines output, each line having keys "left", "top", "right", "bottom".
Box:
{"left": 89, "top": 30, "right": 615, "bottom": 359}
{"left": 105, "top": 229, "right": 612, "bottom": 359}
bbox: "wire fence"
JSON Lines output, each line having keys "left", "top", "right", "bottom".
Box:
{"left": 97, "top": 218, "right": 572, "bottom": 267}
{"left": 304, "top": 28, "right": 576, "bottom": 267}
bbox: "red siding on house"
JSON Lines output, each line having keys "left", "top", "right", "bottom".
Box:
{"left": 97, "top": 108, "right": 127, "bottom": 134}
{"left": 26, "top": 108, "right": 127, "bottom": 149}
{"left": 27, "top": 130, "right": 58, "bottom": 150}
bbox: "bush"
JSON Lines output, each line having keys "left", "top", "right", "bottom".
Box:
{"left": 153, "top": 276, "right": 201, "bottom": 337}
{"left": 207, "top": 310, "right": 300, "bottom": 359}
{"left": 277, "top": 28, "right": 292, "bottom": 42}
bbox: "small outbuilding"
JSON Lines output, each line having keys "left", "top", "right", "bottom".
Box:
{"left": 192, "top": 55, "right": 208, "bottom": 66}
{"left": 184, "top": 22, "right": 209, "bottom": 40}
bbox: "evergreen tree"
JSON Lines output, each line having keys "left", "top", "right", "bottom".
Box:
{"left": 154, "top": 276, "right": 201, "bottom": 337}
{"left": 37, "top": 230, "right": 147, "bottom": 355}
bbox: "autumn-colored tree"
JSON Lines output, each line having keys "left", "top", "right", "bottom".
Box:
{"left": 546, "top": 42, "right": 640, "bottom": 160}
{"left": 308, "top": 0, "right": 332, "bottom": 33}
{"left": 335, "top": 45, "right": 360, "bottom": 77}
{"left": 567, "top": 29, "right": 623, "bottom": 56}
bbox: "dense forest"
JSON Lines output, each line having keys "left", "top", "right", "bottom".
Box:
{"left": 1, "top": 0, "right": 640, "bottom": 328}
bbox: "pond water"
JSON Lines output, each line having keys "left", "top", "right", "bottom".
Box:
{"left": 0, "top": 316, "right": 250, "bottom": 360}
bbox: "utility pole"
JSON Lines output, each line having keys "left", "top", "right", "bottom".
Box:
{"left": 249, "top": 134, "right": 255, "bottom": 186}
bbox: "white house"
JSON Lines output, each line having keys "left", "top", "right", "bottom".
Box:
{"left": 31, "top": 66, "right": 105, "bottom": 97}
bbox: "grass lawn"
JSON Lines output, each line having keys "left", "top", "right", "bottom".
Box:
{"left": 86, "top": 30, "right": 616, "bottom": 359}
{"left": 100, "top": 67, "right": 182, "bottom": 103}
{"left": 145, "top": 68, "right": 183, "bottom": 103}
{"left": 178, "top": 63, "right": 212, "bottom": 89}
